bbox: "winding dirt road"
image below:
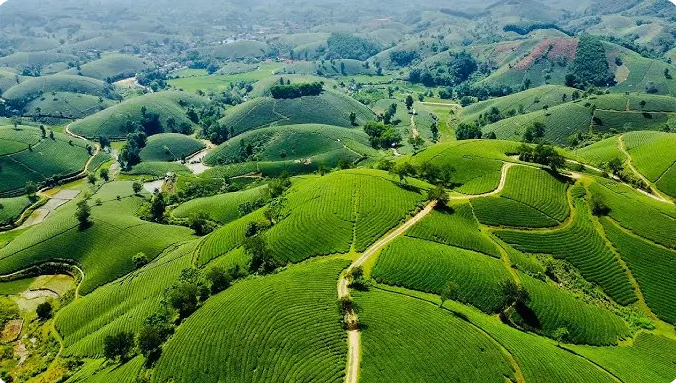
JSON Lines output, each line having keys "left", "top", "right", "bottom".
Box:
{"left": 339, "top": 162, "right": 514, "bottom": 383}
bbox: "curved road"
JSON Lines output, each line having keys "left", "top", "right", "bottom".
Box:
{"left": 339, "top": 162, "right": 513, "bottom": 383}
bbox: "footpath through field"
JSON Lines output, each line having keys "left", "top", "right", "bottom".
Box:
{"left": 618, "top": 134, "right": 672, "bottom": 204}
{"left": 338, "top": 162, "right": 513, "bottom": 383}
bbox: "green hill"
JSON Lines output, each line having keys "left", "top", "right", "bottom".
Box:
{"left": 173, "top": 185, "right": 268, "bottom": 225}
{"left": 204, "top": 124, "right": 377, "bottom": 167}
{"left": 0, "top": 125, "right": 94, "bottom": 196}
{"left": 0, "top": 181, "right": 195, "bottom": 294}
{"left": 60, "top": 54, "right": 151, "bottom": 82}
{"left": 481, "top": 92, "right": 676, "bottom": 145}
{"left": 2, "top": 75, "right": 117, "bottom": 112}
{"left": 69, "top": 91, "right": 208, "bottom": 139}
{"left": 139, "top": 133, "right": 206, "bottom": 162}
{"left": 276, "top": 59, "right": 377, "bottom": 77}
{"left": 0, "top": 51, "right": 77, "bottom": 69}
{"left": 218, "top": 91, "right": 374, "bottom": 136}
{"left": 202, "top": 40, "right": 270, "bottom": 60}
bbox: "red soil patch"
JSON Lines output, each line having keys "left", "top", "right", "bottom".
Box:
{"left": 514, "top": 38, "right": 578, "bottom": 71}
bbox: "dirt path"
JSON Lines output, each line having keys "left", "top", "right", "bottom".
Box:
{"left": 338, "top": 201, "right": 436, "bottom": 383}
{"left": 338, "top": 162, "right": 516, "bottom": 383}
{"left": 181, "top": 140, "right": 215, "bottom": 175}
{"left": 420, "top": 102, "right": 461, "bottom": 107}
{"left": 450, "top": 162, "right": 513, "bottom": 200}
{"left": 410, "top": 115, "right": 419, "bottom": 137}
{"left": 618, "top": 135, "right": 672, "bottom": 204}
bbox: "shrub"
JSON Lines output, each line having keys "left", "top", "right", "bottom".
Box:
{"left": 36, "top": 301, "right": 53, "bottom": 319}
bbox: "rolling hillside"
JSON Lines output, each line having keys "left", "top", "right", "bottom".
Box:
{"left": 69, "top": 91, "right": 208, "bottom": 138}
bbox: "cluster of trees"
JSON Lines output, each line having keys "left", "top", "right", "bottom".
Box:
{"left": 566, "top": 35, "right": 615, "bottom": 89}
{"left": 516, "top": 143, "right": 565, "bottom": 172}
{"left": 326, "top": 33, "right": 381, "bottom": 61}
{"left": 380, "top": 159, "right": 455, "bottom": 188}
{"left": 119, "top": 131, "right": 148, "bottom": 169}
{"left": 103, "top": 265, "right": 241, "bottom": 363}
{"left": 363, "top": 121, "right": 402, "bottom": 148}
{"left": 390, "top": 50, "right": 419, "bottom": 67}
{"left": 269, "top": 81, "right": 323, "bottom": 99}
{"left": 503, "top": 23, "right": 570, "bottom": 36}
{"left": 409, "top": 51, "right": 478, "bottom": 87}
{"left": 522, "top": 121, "right": 546, "bottom": 143}
{"left": 455, "top": 123, "right": 483, "bottom": 140}
{"left": 137, "top": 68, "right": 168, "bottom": 92}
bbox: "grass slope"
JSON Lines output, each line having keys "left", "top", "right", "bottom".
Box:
{"left": 139, "top": 133, "right": 205, "bottom": 162}
{"left": 69, "top": 91, "right": 208, "bottom": 138}
{"left": 152, "top": 257, "right": 348, "bottom": 383}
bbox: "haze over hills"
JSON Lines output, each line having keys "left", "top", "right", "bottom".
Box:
{"left": 1, "top": 1, "right": 676, "bottom": 383}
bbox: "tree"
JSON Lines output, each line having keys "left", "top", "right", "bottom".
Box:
{"left": 390, "top": 162, "right": 416, "bottom": 183}
{"left": 149, "top": 191, "right": 166, "bottom": 223}
{"left": 167, "top": 282, "right": 199, "bottom": 319}
{"left": 439, "top": 281, "right": 459, "bottom": 307}
{"left": 639, "top": 100, "right": 647, "bottom": 108}
{"left": 607, "top": 157, "right": 624, "bottom": 175}
{"left": 132, "top": 181, "right": 143, "bottom": 195}
{"left": 408, "top": 135, "right": 424, "bottom": 152}
{"left": 137, "top": 324, "right": 163, "bottom": 359}
{"left": 133, "top": 252, "right": 149, "bottom": 269}
{"left": 349, "top": 111, "right": 357, "bottom": 126}
{"left": 25, "top": 181, "right": 37, "bottom": 199}
{"left": 405, "top": 94, "right": 414, "bottom": 110}
{"left": 98, "top": 135, "right": 110, "bottom": 149}
{"left": 427, "top": 185, "right": 449, "bottom": 206}
{"left": 244, "top": 236, "right": 277, "bottom": 274}
{"left": 455, "top": 123, "right": 482, "bottom": 140}
{"left": 590, "top": 195, "right": 610, "bottom": 216}
{"left": 103, "top": 331, "right": 134, "bottom": 361}
{"left": 100, "top": 168, "right": 109, "bottom": 182}
{"left": 363, "top": 121, "right": 402, "bottom": 149}
{"left": 36, "top": 302, "right": 52, "bottom": 319}
{"left": 552, "top": 327, "right": 570, "bottom": 345}
{"left": 205, "top": 267, "right": 231, "bottom": 294}
{"left": 75, "top": 200, "right": 91, "bottom": 230}
{"left": 87, "top": 172, "right": 97, "bottom": 184}
{"left": 499, "top": 280, "right": 529, "bottom": 312}
{"left": 188, "top": 212, "right": 213, "bottom": 236}
{"left": 430, "top": 121, "right": 439, "bottom": 142}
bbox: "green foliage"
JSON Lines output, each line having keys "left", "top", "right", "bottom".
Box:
{"left": 0, "top": 126, "right": 92, "bottom": 195}
{"left": 153, "top": 258, "right": 349, "bottom": 383}
{"left": 139, "top": 133, "right": 205, "bottom": 162}
{"left": 75, "top": 200, "right": 92, "bottom": 231}
{"left": 326, "top": 33, "right": 381, "bottom": 60}
{"left": 372, "top": 236, "right": 513, "bottom": 313}
{"left": 173, "top": 186, "right": 268, "bottom": 225}
{"left": 496, "top": 200, "right": 637, "bottom": 306}
{"left": 568, "top": 35, "right": 615, "bottom": 88}
{"left": 517, "top": 143, "right": 565, "bottom": 172}
{"left": 36, "top": 301, "right": 53, "bottom": 319}
{"left": 264, "top": 170, "right": 426, "bottom": 263}
{"left": 500, "top": 166, "right": 570, "bottom": 222}
{"left": 353, "top": 288, "right": 515, "bottom": 383}
{"left": 472, "top": 197, "right": 560, "bottom": 228}
{"left": 55, "top": 241, "right": 196, "bottom": 356}
{"left": 363, "top": 121, "right": 402, "bottom": 148}
{"left": 455, "top": 123, "right": 482, "bottom": 140}
{"left": 601, "top": 218, "right": 676, "bottom": 324}
{"left": 103, "top": 331, "right": 135, "bottom": 361}
{"left": 70, "top": 91, "right": 207, "bottom": 139}
{"left": 217, "top": 92, "right": 374, "bottom": 136}
{"left": 519, "top": 273, "right": 629, "bottom": 345}
{"left": 269, "top": 82, "right": 323, "bottom": 99}
{"left": 407, "top": 204, "right": 501, "bottom": 257}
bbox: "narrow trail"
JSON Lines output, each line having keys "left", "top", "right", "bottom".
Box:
{"left": 338, "top": 162, "right": 514, "bottom": 383}
{"left": 338, "top": 201, "right": 437, "bottom": 383}
{"left": 617, "top": 135, "right": 672, "bottom": 204}
{"left": 420, "top": 102, "right": 460, "bottom": 107}
{"left": 410, "top": 115, "right": 419, "bottom": 137}
{"left": 450, "top": 162, "right": 514, "bottom": 200}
